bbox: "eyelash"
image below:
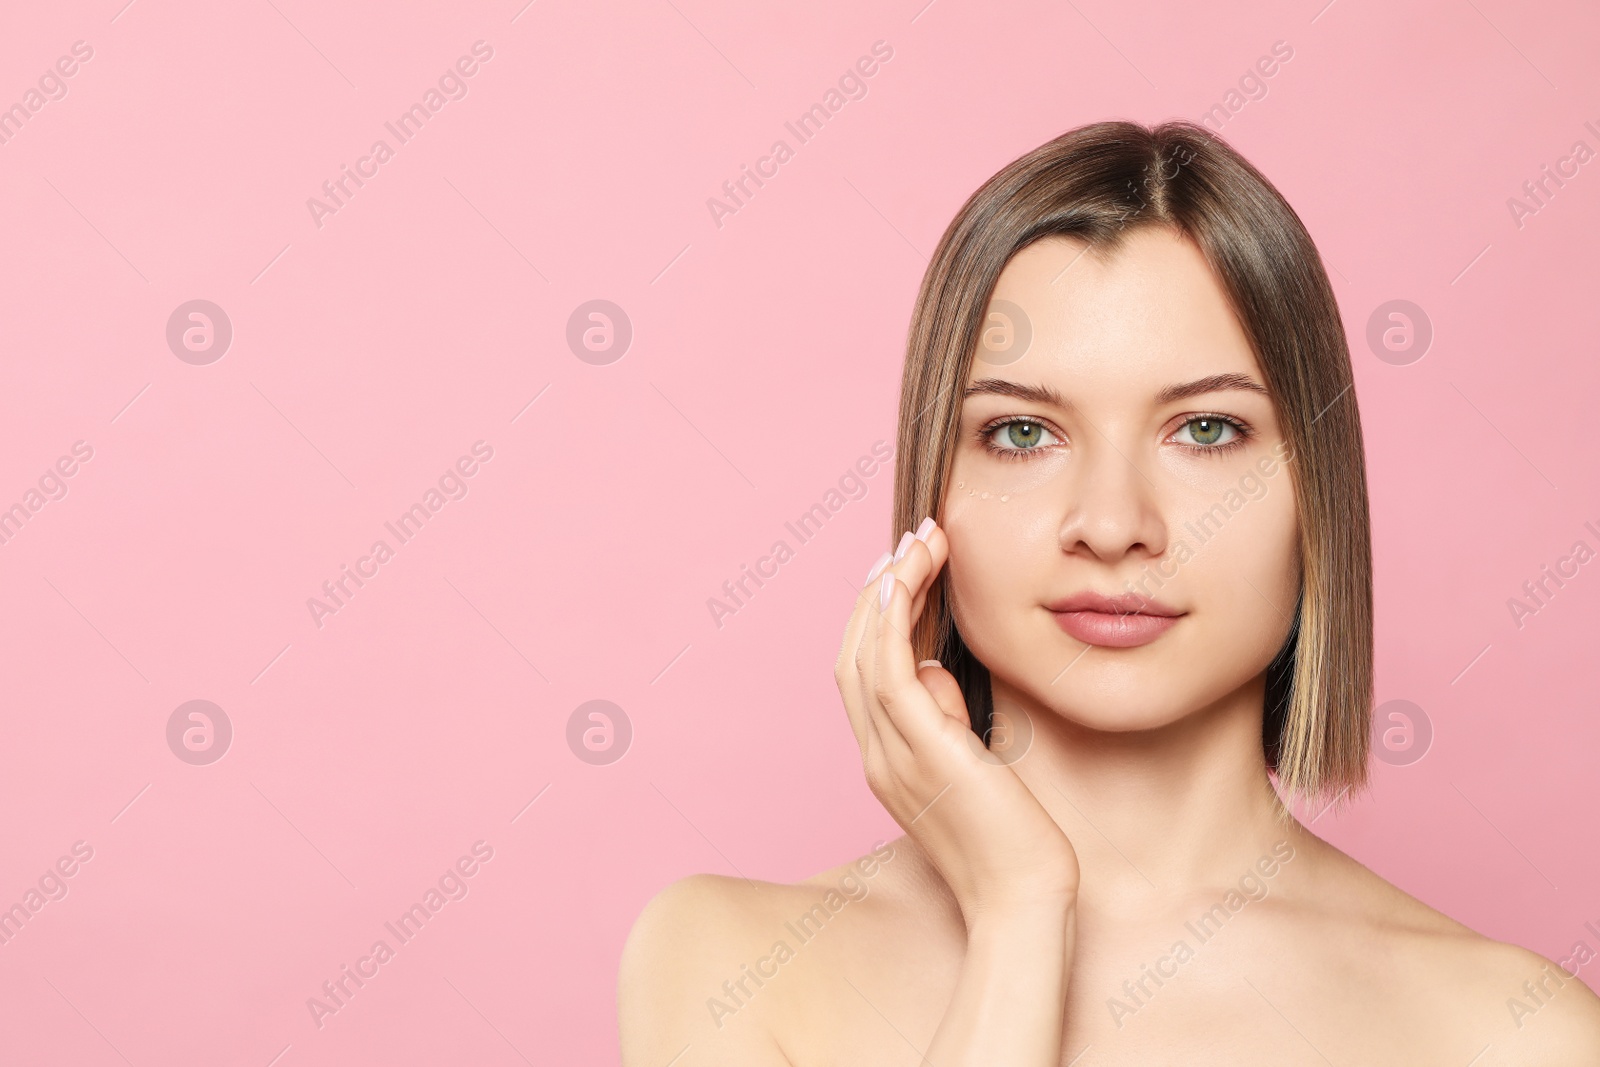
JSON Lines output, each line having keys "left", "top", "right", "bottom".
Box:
{"left": 977, "top": 413, "right": 1255, "bottom": 461}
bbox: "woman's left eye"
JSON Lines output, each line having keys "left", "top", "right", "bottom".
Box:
{"left": 1173, "top": 415, "right": 1245, "bottom": 450}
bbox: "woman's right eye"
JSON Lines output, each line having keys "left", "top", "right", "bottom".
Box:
{"left": 984, "top": 419, "right": 1061, "bottom": 457}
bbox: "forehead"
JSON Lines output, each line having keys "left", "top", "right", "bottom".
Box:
{"left": 972, "top": 228, "right": 1261, "bottom": 387}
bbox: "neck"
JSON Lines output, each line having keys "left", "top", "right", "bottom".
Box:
{"left": 999, "top": 672, "right": 1306, "bottom": 911}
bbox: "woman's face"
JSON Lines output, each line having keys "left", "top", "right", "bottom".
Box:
{"left": 942, "top": 227, "right": 1301, "bottom": 732}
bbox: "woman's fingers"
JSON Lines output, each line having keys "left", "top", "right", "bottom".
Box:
{"left": 838, "top": 524, "right": 934, "bottom": 668}
{"left": 836, "top": 546, "right": 903, "bottom": 758}
{"left": 898, "top": 518, "right": 946, "bottom": 614}
{"left": 916, "top": 661, "right": 970, "bottom": 728}
{"left": 839, "top": 528, "right": 930, "bottom": 693}
{"left": 837, "top": 518, "right": 949, "bottom": 765}
{"left": 906, "top": 522, "right": 948, "bottom": 622}
{"left": 856, "top": 528, "right": 942, "bottom": 747}
{"left": 857, "top": 574, "right": 914, "bottom": 768}
{"left": 870, "top": 569, "right": 955, "bottom": 753}
{"left": 862, "top": 524, "right": 943, "bottom": 658}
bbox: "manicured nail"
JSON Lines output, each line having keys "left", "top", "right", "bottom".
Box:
{"left": 913, "top": 516, "right": 935, "bottom": 541}
{"left": 866, "top": 551, "right": 893, "bottom": 582}
{"left": 917, "top": 659, "right": 941, "bottom": 669}
{"left": 892, "top": 530, "right": 915, "bottom": 562}
{"left": 879, "top": 572, "right": 895, "bottom": 610}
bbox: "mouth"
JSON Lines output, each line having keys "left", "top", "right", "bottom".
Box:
{"left": 1045, "top": 591, "right": 1184, "bottom": 649}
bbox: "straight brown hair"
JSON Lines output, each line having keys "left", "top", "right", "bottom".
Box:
{"left": 891, "top": 119, "right": 1372, "bottom": 810}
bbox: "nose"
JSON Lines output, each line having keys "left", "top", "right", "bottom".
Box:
{"left": 1055, "top": 432, "right": 1169, "bottom": 562}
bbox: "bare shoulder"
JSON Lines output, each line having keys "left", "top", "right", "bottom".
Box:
{"left": 618, "top": 870, "right": 795, "bottom": 1066}
{"left": 1448, "top": 937, "right": 1600, "bottom": 1065}
{"left": 1292, "top": 832, "right": 1600, "bottom": 1062}
{"left": 617, "top": 838, "right": 932, "bottom": 1067}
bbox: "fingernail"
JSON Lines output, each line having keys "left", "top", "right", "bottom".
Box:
{"left": 892, "top": 530, "right": 915, "bottom": 562}
{"left": 917, "top": 659, "right": 941, "bottom": 669}
{"left": 879, "top": 572, "right": 895, "bottom": 610}
{"left": 913, "top": 516, "right": 935, "bottom": 542}
{"left": 866, "top": 551, "right": 893, "bottom": 582}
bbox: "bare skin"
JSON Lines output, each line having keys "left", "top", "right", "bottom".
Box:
{"left": 618, "top": 229, "right": 1600, "bottom": 1065}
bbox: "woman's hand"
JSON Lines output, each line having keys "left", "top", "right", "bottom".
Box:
{"left": 835, "top": 517, "right": 1080, "bottom": 926}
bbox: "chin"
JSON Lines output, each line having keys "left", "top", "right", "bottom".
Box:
{"left": 988, "top": 634, "right": 1228, "bottom": 732}
{"left": 1033, "top": 686, "right": 1197, "bottom": 735}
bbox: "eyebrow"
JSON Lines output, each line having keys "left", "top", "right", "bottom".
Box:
{"left": 962, "top": 372, "right": 1269, "bottom": 409}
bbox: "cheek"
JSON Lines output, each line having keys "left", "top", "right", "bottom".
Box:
{"left": 943, "top": 451, "right": 1069, "bottom": 539}
{"left": 1183, "top": 491, "right": 1301, "bottom": 654}
{"left": 949, "top": 440, "right": 1072, "bottom": 503}
{"left": 940, "top": 486, "right": 1059, "bottom": 636}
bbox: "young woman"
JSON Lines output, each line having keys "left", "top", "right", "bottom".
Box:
{"left": 618, "top": 120, "right": 1600, "bottom": 1064}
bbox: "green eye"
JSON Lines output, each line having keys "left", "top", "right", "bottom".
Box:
{"left": 1187, "top": 418, "right": 1228, "bottom": 445}
{"left": 981, "top": 419, "right": 1062, "bottom": 459}
{"left": 1175, "top": 415, "right": 1248, "bottom": 454}
{"left": 1004, "top": 421, "right": 1045, "bottom": 448}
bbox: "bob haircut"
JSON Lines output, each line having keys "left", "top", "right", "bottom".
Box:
{"left": 890, "top": 119, "right": 1372, "bottom": 810}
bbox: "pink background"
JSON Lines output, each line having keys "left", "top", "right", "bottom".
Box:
{"left": 0, "top": 0, "right": 1597, "bottom": 1062}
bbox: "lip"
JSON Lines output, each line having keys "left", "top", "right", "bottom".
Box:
{"left": 1045, "top": 591, "right": 1184, "bottom": 649}
{"left": 1045, "top": 591, "right": 1181, "bottom": 616}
